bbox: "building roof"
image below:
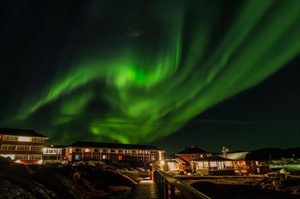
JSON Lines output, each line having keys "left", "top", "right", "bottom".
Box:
{"left": 176, "top": 145, "right": 208, "bottom": 155}
{"left": 0, "top": 127, "right": 47, "bottom": 138}
{"left": 44, "top": 144, "right": 67, "bottom": 148}
{"left": 219, "top": 152, "right": 256, "bottom": 160}
{"left": 193, "top": 156, "right": 230, "bottom": 162}
{"left": 68, "top": 141, "right": 163, "bottom": 150}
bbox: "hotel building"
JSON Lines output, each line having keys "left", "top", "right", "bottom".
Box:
{"left": 66, "top": 141, "right": 165, "bottom": 163}
{"left": 0, "top": 127, "right": 47, "bottom": 164}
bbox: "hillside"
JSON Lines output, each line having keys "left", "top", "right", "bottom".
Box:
{"left": 0, "top": 157, "right": 148, "bottom": 199}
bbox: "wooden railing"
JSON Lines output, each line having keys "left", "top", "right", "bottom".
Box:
{"left": 153, "top": 170, "right": 211, "bottom": 199}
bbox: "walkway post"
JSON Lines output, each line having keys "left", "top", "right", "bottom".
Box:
{"left": 151, "top": 163, "right": 155, "bottom": 181}
{"left": 170, "top": 184, "right": 175, "bottom": 198}
{"left": 164, "top": 179, "right": 168, "bottom": 199}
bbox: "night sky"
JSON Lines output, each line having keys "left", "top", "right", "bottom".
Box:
{"left": 0, "top": 0, "right": 299, "bottom": 154}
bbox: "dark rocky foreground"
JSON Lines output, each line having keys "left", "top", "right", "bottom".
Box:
{"left": 188, "top": 177, "right": 300, "bottom": 199}
{"left": 0, "top": 157, "right": 149, "bottom": 199}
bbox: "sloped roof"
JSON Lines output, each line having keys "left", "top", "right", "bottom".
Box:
{"left": 175, "top": 157, "right": 189, "bottom": 164}
{"left": 193, "top": 156, "right": 230, "bottom": 162}
{"left": 44, "top": 144, "right": 67, "bottom": 148}
{"left": 0, "top": 127, "right": 47, "bottom": 137}
{"left": 219, "top": 152, "right": 256, "bottom": 160}
{"left": 69, "top": 141, "right": 163, "bottom": 150}
{"left": 176, "top": 145, "right": 208, "bottom": 155}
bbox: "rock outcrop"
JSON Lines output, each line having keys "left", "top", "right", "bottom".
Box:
{"left": 0, "top": 157, "right": 143, "bottom": 199}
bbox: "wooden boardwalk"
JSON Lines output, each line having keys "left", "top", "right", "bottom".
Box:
{"left": 129, "top": 178, "right": 160, "bottom": 199}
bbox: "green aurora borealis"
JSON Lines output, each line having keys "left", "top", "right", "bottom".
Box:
{"left": 1, "top": 0, "right": 300, "bottom": 148}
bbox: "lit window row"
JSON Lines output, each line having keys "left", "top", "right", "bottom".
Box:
{"left": 1, "top": 145, "right": 43, "bottom": 151}
{"left": 74, "top": 154, "right": 156, "bottom": 161}
{"left": 0, "top": 154, "right": 42, "bottom": 160}
{"left": 3, "top": 136, "right": 44, "bottom": 143}
{"left": 43, "top": 148, "right": 62, "bottom": 154}
{"left": 74, "top": 147, "right": 156, "bottom": 154}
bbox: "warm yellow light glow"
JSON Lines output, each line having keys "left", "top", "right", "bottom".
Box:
{"left": 158, "top": 151, "right": 162, "bottom": 160}
{"left": 18, "top": 136, "right": 31, "bottom": 142}
{"left": 160, "top": 160, "right": 165, "bottom": 166}
{"left": 1, "top": 154, "right": 15, "bottom": 160}
{"left": 85, "top": 148, "right": 91, "bottom": 152}
{"left": 167, "top": 162, "right": 180, "bottom": 171}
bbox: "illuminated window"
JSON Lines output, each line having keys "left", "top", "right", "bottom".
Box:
{"left": 31, "top": 137, "right": 44, "bottom": 143}
{"left": 57, "top": 149, "right": 62, "bottom": 154}
{"left": 102, "top": 154, "right": 107, "bottom": 159}
{"left": 118, "top": 155, "right": 123, "bottom": 161}
{"left": 85, "top": 148, "right": 91, "bottom": 152}
{"left": 210, "top": 162, "right": 217, "bottom": 167}
{"left": 18, "top": 137, "right": 31, "bottom": 142}
{"left": 139, "top": 150, "right": 142, "bottom": 154}
{"left": 29, "top": 155, "right": 42, "bottom": 160}
{"left": 15, "top": 155, "right": 28, "bottom": 160}
{"left": 1, "top": 145, "right": 16, "bottom": 150}
{"left": 16, "top": 145, "right": 30, "bottom": 151}
{"left": 43, "top": 148, "right": 57, "bottom": 154}
{"left": 75, "top": 155, "right": 80, "bottom": 161}
{"left": 3, "top": 136, "right": 18, "bottom": 141}
{"left": 125, "top": 150, "right": 130, "bottom": 153}
{"left": 31, "top": 146, "right": 42, "bottom": 151}
{"left": 158, "top": 151, "right": 162, "bottom": 160}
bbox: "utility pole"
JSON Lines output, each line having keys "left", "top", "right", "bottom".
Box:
{"left": 222, "top": 146, "right": 229, "bottom": 158}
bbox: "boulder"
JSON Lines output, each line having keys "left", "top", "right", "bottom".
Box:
{"left": 0, "top": 179, "right": 35, "bottom": 199}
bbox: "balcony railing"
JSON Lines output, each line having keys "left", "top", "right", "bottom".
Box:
{"left": 154, "top": 170, "right": 211, "bottom": 199}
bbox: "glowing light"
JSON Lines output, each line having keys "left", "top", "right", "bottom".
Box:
{"left": 158, "top": 151, "right": 163, "bottom": 161}
{"left": 18, "top": 137, "right": 31, "bottom": 142}
{"left": 0, "top": 154, "right": 15, "bottom": 160}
